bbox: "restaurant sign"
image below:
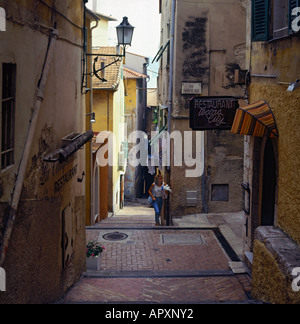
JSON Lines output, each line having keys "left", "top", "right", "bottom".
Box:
{"left": 190, "top": 96, "right": 239, "bottom": 131}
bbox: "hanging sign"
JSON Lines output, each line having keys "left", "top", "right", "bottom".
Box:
{"left": 190, "top": 96, "right": 239, "bottom": 130}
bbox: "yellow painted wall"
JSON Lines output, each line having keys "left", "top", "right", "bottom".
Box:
{"left": 248, "top": 23, "right": 300, "bottom": 303}
{"left": 93, "top": 91, "right": 114, "bottom": 132}
{"left": 250, "top": 37, "right": 300, "bottom": 245}
{"left": 92, "top": 80, "right": 125, "bottom": 215}
{"left": 125, "top": 78, "right": 137, "bottom": 116}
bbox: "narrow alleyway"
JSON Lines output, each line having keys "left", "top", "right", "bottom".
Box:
{"left": 61, "top": 200, "right": 257, "bottom": 304}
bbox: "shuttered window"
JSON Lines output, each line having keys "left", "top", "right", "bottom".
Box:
{"left": 252, "top": 0, "right": 300, "bottom": 41}
{"left": 252, "top": 0, "right": 269, "bottom": 41}
{"left": 273, "top": 0, "right": 289, "bottom": 38}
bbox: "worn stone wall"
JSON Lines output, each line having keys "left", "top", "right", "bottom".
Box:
{"left": 169, "top": 119, "right": 204, "bottom": 217}
{"left": 160, "top": 0, "right": 246, "bottom": 217}
{"left": 252, "top": 227, "right": 300, "bottom": 304}
{"left": 0, "top": 0, "right": 86, "bottom": 303}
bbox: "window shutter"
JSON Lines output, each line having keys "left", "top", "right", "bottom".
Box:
{"left": 252, "top": 0, "right": 269, "bottom": 41}
{"left": 289, "top": 0, "right": 300, "bottom": 34}
{"left": 290, "top": 0, "right": 299, "bottom": 9}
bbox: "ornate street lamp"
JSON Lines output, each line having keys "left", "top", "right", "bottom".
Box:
{"left": 116, "top": 17, "right": 135, "bottom": 47}
{"left": 90, "top": 17, "right": 135, "bottom": 82}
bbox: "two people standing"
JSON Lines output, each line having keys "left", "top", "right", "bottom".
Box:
{"left": 148, "top": 174, "right": 172, "bottom": 226}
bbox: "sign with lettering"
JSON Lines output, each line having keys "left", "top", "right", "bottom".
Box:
{"left": 182, "top": 82, "right": 202, "bottom": 95}
{"left": 54, "top": 164, "right": 78, "bottom": 194}
{"left": 190, "top": 96, "right": 239, "bottom": 131}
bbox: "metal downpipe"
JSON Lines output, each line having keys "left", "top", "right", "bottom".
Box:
{"left": 0, "top": 30, "right": 58, "bottom": 267}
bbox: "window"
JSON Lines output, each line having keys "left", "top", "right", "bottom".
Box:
{"left": 273, "top": 0, "right": 289, "bottom": 38}
{"left": 252, "top": 0, "right": 270, "bottom": 41}
{"left": 1, "top": 63, "right": 16, "bottom": 170}
{"left": 211, "top": 184, "right": 229, "bottom": 202}
{"left": 252, "top": 0, "right": 300, "bottom": 41}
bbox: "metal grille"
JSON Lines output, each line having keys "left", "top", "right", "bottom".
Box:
{"left": 102, "top": 232, "right": 128, "bottom": 241}
{"left": 1, "top": 63, "right": 16, "bottom": 170}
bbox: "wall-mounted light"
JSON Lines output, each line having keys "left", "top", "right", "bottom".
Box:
{"left": 86, "top": 17, "right": 135, "bottom": 82}
{"left": 116, "top": 17, "right": 135, "bottom": 47}
{"left": 86, "top": 112, "right": 96, "bottom": 123}
{"left": 287, "top": 79, "right": 300, "bottom": 92}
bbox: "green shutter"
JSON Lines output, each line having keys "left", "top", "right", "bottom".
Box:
{"left": 252, "top": 0, "right": 269, "bottom": 41}
{"left": 289, "top": 0, "right": 300, "bottom": 34}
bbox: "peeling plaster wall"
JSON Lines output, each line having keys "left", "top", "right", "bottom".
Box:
{"left": 0, "top": 0, "right": 86, "bottom": 304}
{"left": 159, "top": 0, "right": 246, "bottom": 217}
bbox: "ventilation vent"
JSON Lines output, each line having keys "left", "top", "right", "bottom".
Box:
{"left": 186, "top": 191, "right": 198, "bottom": 207}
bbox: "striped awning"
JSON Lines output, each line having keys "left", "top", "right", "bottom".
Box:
{"left": 231, "top": 100, "right": 278, "bottom": 138}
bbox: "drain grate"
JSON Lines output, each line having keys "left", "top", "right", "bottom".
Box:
{"left": 102, "top": 232, "right": 128, "bottom": 241}
{"left": 161, "top": 234, "right": 204, "bottom": 245}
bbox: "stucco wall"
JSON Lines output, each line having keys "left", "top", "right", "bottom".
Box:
{"left": 245, "top": 3, "right": 300, "bottom": 303}
{"left": 249, "top": 82, "right": 300, "bottom": 245}
{"left": 124, "top": 78, "right": 137, "bottom": 199}
{"left": 160, "top": 0, "right": 246, "bottom": 216}
{"left": 0, "top": 0, "right": 86, "bottom": 303}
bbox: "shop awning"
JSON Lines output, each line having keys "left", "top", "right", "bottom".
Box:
{"left": 231, "top": 100, "right": 278, "bottom": 138}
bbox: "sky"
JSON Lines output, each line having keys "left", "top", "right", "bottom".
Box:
{"left": 86, "top": 0, "right": 161, "bottom": 59}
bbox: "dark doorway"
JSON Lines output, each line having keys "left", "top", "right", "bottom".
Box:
{"left": 261, "top": 139, "right": 277, "bottom": 226}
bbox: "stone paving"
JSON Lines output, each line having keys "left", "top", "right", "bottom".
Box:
{"left": 87, "top": 228, "right": 230, "bottom": 272}
{"left": 62, "top": 199, "right": 256, "bottom": 304}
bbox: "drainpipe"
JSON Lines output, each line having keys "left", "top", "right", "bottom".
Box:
{"left": 0, "top": 30, "right": 58, "bottom": 267}
{"left": 168, "top": 0, "right": 176, "bottom": 135}
{"left": 89, "top": 17, "right": 99, "bottom": 225}
{"left": 167, "top": 0, "right": 176, "bottom": 226}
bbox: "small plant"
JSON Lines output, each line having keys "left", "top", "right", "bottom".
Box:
{"left": 86, "top": 241, "right": 105, "bottom": 258}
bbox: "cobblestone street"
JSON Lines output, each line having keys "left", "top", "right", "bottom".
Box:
{"left": 61, "top": 200, "right": 255, "bottom": 304}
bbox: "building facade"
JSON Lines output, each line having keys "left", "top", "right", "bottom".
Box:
{"left": 123, "top": 64, "right": 148, "bottom": 199}
{"left": 91, "top": 47, "right": 126, "bottom": 218}
{"left": 124, "top": 52, "right": 149, "bottom": 199}
{"left": 233, "top": 0, "right": 300, "bottom": 304}
{"left": 157, "top": 0, "right": 246, "bottom": 219}
{"left": 0, "top": 0, "right": 94, "bottom": 303}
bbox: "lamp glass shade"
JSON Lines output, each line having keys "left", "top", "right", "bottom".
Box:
{"left": 116, "top": 17, "right": 134, "bottom": 46}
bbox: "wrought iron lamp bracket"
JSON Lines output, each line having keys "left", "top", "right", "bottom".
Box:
{"left": 86, "top": 47, "right": 126, "bottom": 82}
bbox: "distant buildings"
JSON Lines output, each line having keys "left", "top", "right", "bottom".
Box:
{"left": 157, "top": 0, "right": 246, "bottom": 220}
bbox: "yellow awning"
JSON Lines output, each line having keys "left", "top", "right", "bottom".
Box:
{"left": 231, "top": 100, "right": 278, "bottom": 138}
